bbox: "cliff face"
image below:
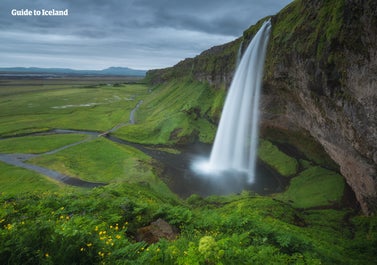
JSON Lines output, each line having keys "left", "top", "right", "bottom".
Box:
{"left": 263, "top": 0, "right": 377, "bottom": 215}
{"left": 147, "top": 0, "right": 377, "bottom": 215}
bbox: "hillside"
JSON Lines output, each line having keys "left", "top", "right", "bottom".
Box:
{"left": 146, "top": 0, "right": 377, "bottom": 215}
{"left": 1, "top": 1, "right": 377, "bottom": 264}
{"left": 0, "top": 67, "right": 146, "bottom": 77}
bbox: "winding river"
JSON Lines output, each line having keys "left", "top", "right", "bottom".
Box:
{"left": 0, "top": 100, "right": 285, "bottom": 197}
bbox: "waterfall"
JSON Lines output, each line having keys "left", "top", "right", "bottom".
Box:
{"left": 195, "top": 20, "right": 271, "bottom": 183}
{"left": 236, "top": 40, "right": 243, "bottom": 66}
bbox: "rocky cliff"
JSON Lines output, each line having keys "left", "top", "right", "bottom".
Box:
{"left": 147, "top": 0, "right": 377, "bottom": 215}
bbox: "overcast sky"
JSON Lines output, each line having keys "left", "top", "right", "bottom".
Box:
{"left": 0, "top": 0, "right": 292, "bottom": 70}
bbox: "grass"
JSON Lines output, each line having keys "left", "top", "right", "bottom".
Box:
{"left": 276, "top": 166, "right": 345, "bottom": 208}
{"left": 0, "top": 134, "right": 87, "bottom": 154}
{"left": 0, "top": 83, "right": 149, "bottom": 136}
{"left": 1, "top": 184, "right": 376, "bottom": 264}
{"left": 258, "top": 139, "right": 298, "bottom": 177}
{"left": 261, "top": 127, "right": 338, "bottom": 170}
{"left": 114, "top": 78, "right": 219, "bottom": 144}
{"left": 0, "top": 162, "right": 63, "bottom": 195}
{"left": 0, "top": 77, "right": 375, "bottom": 265}
{"left": 27, "top": 137, "right": 173, "bottom": 196}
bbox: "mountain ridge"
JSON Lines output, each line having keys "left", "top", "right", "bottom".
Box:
{"left": 0, "top": 66, "right": 146, "bottom": 76}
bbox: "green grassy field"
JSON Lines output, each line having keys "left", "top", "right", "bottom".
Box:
{"left": 0, "top": 76, "right": 376, "bottom": 264}
{"left": 0, "top": 77, "right": 159, "bottom": 193}
{"left": 0, "top": 162, "right": 64, "bottom": 194}
{"left": 114, "top": 78, "right": 221, "bottom": 144}
{"left": 0, "top": 134, "right": 87, "bottom": 154}
{"left": 0, "top": 79, "right": 148, "bottom": 136}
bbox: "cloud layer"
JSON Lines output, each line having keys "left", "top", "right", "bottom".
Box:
{"left": 0, "top": 0, "right": 292, "bottom": 70}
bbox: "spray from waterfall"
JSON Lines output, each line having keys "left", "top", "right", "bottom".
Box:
{"left": 193, "top": 19, "right": 271, "bottom": 183}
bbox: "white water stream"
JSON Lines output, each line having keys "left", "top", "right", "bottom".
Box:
{"left": 195, "top": 20, "right": 271, "bottom": 183}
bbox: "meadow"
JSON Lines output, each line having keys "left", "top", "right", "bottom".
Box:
{"left": 0, "top": 76, "right": 376, "bottom": 264}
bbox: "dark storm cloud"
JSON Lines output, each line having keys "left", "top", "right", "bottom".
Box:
{"left": 0, "top": 0, "right": 292, "bottom": 69}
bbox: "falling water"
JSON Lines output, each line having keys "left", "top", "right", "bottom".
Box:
{"left": 194, "top": 20, "right": 271, "bottom": 183}
{"left": 236, "top": 40, "right": 243, "bottom": 66}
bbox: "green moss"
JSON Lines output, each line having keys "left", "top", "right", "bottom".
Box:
{"left": 258, "top": 139, "right": 298, "bottom": 177}
{"left": 269, "top": 0, "right": 344, "bottom": 60}
{"left": 261, "top": 127, "right": 338, "bottom": 170}
{"left": 276, "top": 166, "right": 345, "bottom": 208}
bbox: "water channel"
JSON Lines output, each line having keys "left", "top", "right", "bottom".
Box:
{"left": 0, "top": 129, "right": 285, "bottom": 197}
{"left": 0, "top": 99, "right": 285, "bottom": 197}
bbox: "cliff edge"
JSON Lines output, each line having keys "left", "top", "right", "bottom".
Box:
{"left": 147, "top": 0, "right": 377, "bottom": 215}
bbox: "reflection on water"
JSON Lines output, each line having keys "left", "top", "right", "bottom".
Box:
{"left": 159, "top": 143, "right": 286, "bottom": 198}
{"left": 108, "top": 136, "right": 286, "bottom": 198}
{"left": 0, "top": 130, "right": 286, "bottom": 196}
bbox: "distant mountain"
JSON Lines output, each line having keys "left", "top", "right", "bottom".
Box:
{"left": 0, "top": 67, "right": 147, "bottom": 77}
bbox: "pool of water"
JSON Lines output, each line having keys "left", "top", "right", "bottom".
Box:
{"left": 108, "top": 136, "right": 286, "bottom": 198}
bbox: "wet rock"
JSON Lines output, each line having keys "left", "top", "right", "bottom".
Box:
{"left": 145, "top": 0, "right": 377, "bottom": 215}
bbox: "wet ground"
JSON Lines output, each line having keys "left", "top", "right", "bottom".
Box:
{"left": 1, "top": 130, "right": 286, "bottom": 197}
{"left": 107, "top": 136, "right": 287, "bottom": 198}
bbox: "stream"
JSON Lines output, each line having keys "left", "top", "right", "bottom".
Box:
{"left": 0, "top": 130, "right": 106, "bottom": 188}
{"left": 0, "top": 99, "right": 285, "bottom": 197}
{"left": 0, "top": 129, "right": 285, "bottom": 197}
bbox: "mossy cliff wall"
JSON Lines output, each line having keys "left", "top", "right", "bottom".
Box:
{"left": 146, "top": 0, "right": 377, "bottom": 215}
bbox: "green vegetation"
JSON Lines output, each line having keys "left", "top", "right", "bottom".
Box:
{"left": 1, "top": 186, "right": 376, "bottom": 264}
{"left": 28, "top": 138, "right": 170, "bottom": 195}
{"left": 0, "top": 82, "right": 148, "bottom": 136}
{"left": 261, "top": 128, "right": 338, "bottom": 170}
{"left": 276, "top": 166, "right": 345, "bottom": 208}
{"left": 114, "top": 78, "right": 219, "bottom": 144}
{"left": 0, "top": 162, "right": 63, "bottom": 194}
{"left": 258, "top": 140, "right": 298, "bottom": 177}
{"left": 0, "top": 69, "right": 375, "bottom": 263}
{"left": 268, "top": 0, "right": 345, "bottom": 61}
{"left": 0, "top": 134, "right": 86, "bottom": 154}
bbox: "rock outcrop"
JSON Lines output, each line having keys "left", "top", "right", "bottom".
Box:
{"left": 147, "top": 0, "right": 377, "bottom": 215}
{"left": 262, "top": 0, "right": 377, "bottom": 215}
{"left": 136, "top": 218, "right": 179, "bottom": 244}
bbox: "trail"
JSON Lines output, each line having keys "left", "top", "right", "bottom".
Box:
{"left": 0, "top": 153, "right": 105, "bottom": 188}
{"left": 0, "top": 100, "right": 143, "bottom": 188}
